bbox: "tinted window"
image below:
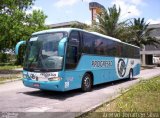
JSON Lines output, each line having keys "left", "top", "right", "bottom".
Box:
{"left": 66, "top": 31, "right": 80, "bottom": 69}
{"left": 81, "top": 32, "right": 140, "bottom": 59}
{"left": 82, "top": 32, "right": 95, "bottom": 54}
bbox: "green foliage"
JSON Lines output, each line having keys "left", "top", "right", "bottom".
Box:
{"left": 71, "top": 23, "right": 90, "bottom": 30}
{"left": 113, "top": 77, "right": 160, "bottom": 112}
{"left": 0, "top": 0, "right": 34, "bottom": 13}
{"left": 0, "top": 0, "right": 48, "bottom": 65}
{"left": 94, "top": 4, "right": 159, "bottom": 48}
{"left": 0, "top": 53, "right": 8, "bottom": 62}
{"left": 125, "top": 18, "right": 160, "bottom": 48}
{"left": 0, "top": 65, "right": 21, "bottom": 70}
{"left": 93, "top": 4, "right": 126, "bottom": 38}
{"left": 79, "top": 76, "right": 160, "bottom": 118}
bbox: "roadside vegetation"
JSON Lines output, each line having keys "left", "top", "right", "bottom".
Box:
{"left": 0, "top": 66, "right": 22, "bottom": 83}
{"left": 0, "top": 76, "right": 22, "bottom": 83}
{"left": 0, "top": 65, "right": 22, "bottom": 70}
{"left": 0, "top": 0, "right": 48, "bottom": 65}
{"left": 79, "top": 76, "right": 160, "bottom": 118}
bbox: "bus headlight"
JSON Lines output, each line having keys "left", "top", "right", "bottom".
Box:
{"left": 48, "top": 77, "right": 61, "bottom": 81}
{"left": 23, "top": 74, "right": 29, "bottom": 78}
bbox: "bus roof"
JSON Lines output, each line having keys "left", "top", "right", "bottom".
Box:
{"left": 32, "top": 28, "right": 139, "bottom": 48}
{"left": 32, "top": 28, "right": 79, "bottom": 35}
{"left": 90, "top": 32, "right": 121, "bottom": 42}
{"left": 89, "top": 32, "right": 139, "bottom": 48}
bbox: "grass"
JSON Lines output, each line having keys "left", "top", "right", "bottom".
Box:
{"left": 0, "top": 65, "right": 22, "bottom": 70}
{"left": 79, "top": 76, "right": 160, "bottom": 118}
{"left": 0, "top": 64, "right": 22, "bottom": 83}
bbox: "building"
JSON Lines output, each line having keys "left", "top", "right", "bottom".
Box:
{"left": 48, "top": 21, "right": 83, "bottom": 28}
{"left": 89, "top": 2, "right": 105, "bottom": 23}
{"left": 140, "top": 24, "right": 160, "bottom": 66}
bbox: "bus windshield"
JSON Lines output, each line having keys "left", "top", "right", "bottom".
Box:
{"left": 24, "top": 32, "right": 67, "bottom": 71}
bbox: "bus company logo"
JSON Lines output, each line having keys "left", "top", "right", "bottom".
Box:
{"left": 40, "top": 73, "right": 57, "bottom": 78}
{"left": 117, "top": 59, "right": 126, "bottom": 77}
{"left": 92, "top": 60, "right": 112, "bottom": 68}
{"left": 30, "top": 74, "right": 36, "bottom": 79}
{"left": 40, "top": 73, "right": 50, "bottom": 78}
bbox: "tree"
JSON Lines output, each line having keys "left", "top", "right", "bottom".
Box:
{"left": 93, "top": 4, "right": 128, "bottom": 38}
{"left": 16, "top": 10, "right": 48, "bottom": 65}
{"left": 92, "top": 4, "right": 159, "bottom": 48}
{"left": 0, "top": 0, "right": 35, "bottom": 51}
{"left": 0, "top": 0, "right": 34, "bottom": 14}
{"left": 71, "top": 22, "right": 90, "bottom": 30}
{"left": 126, "top": 18, "right": 160, "bottom": 48}
{"left": 0, "top": 0, "right": 48, "bottom": 64}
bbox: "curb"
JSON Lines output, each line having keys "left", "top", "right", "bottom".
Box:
{"left": 78, "top": 86, "right": 133, "bottom": 117}
{"left": 0, "top": 78, "right": 22, "bottom": 84}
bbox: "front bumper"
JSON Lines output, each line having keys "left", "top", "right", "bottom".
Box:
{"left": 23, "top": 78, "right": 64, "bottom": 91}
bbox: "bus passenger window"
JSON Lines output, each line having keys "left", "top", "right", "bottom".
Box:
{"left": 94, "top": 39, "right": 103, "bottom": 55}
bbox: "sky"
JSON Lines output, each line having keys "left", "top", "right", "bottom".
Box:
{"left": 27, "top": 0, "right": 160, "bottom": 25}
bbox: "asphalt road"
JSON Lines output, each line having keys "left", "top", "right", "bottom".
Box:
{"left": 0, "top": 67, "right": 160, "bottom": 118}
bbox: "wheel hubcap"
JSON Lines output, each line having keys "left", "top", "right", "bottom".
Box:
{"left": 84, "top": 76, "right": 90, "bottom": 88}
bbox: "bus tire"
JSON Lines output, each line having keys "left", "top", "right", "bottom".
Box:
{"left": 129, "top": 69, "right": 133, "bottom": 80}
{"left": 81, "top": 73, "right": 92, "bottom": 92}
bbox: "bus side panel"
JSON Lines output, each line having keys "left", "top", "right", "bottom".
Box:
{"left": 62, "top": 71, "right": 84, "bottom": 91}
{"left": 78, "top": 55, "right": 116, "bottom": 84}
{"left": 115, "top": 58, "right": 140, "bottom": 79}
{"left": 62, "top": 55, "right": 140, "bottom": 91}
{"left": 63, "top": 55, "right": 117, "bottom": 91}
{"left": 133, "top": 62, "right": 141, "bottom": 76}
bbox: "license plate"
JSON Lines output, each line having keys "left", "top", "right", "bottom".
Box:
{"left": 33, "top": 83, "right": 40, "bottom": 88}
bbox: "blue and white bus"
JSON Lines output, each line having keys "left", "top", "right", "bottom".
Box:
{"left": 15, "top": 28, "right": 140, "bottom": 92}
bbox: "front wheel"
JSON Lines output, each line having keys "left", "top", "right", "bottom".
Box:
{"left": 81, "top": 73, "right": 92, "bottom": 92}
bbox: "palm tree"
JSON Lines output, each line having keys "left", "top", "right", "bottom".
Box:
{"left": 127, "top": 18, "right": 159, "bottom": 48}
{"left": 93, "top": 4, "right": 128, "bottom": 39}
{"left": 93, "top": 5, "right": 159, "bottom": 48}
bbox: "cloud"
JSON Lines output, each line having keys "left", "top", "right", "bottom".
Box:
{"left": 147, "top": 18, "right": 160, "bottom": 24}
{"left": 112, "top": 0, "right": 144, "bottom": 20}
{"left": 82, "top": 0, "right": 92, "bottom": 3}
{"left": 26, "top": 6, "right": 42, "bottom": 14}
{"left": 131, "top": 0, "right": 143, "bottom": 5}
{"left": 54, "top": 0, "right": 92, "bottom": 8}
{"left": 65, "top": 10, "right": 73, "bottom": 14}
{"left": 84, "top": 20, "right": 91, "bottom": 25}
{"left": 54, "top": 0, "right": 78, "bottom": 8}
{"left": 45, "top": 18, "right": 53, "bottom": 25}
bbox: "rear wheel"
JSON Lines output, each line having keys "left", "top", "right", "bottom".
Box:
{"left": 81, "top": 73, "right": 92, "bottom": 92}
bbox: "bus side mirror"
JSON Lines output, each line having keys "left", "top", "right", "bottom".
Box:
{"left": 58, "top": 38, "right": 67, "bottom": 56}
{"left": 15, "top": 41, "right": 26, "bottom": 55}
